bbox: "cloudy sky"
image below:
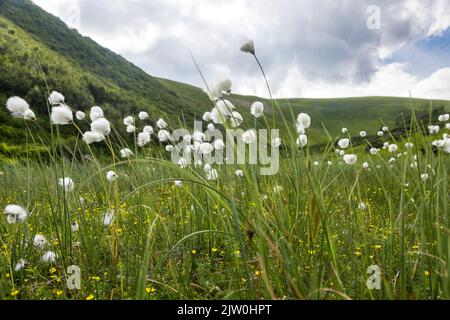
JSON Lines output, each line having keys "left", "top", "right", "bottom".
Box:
{"left": 32, "top": 0, "right": 450, "bottom": 99}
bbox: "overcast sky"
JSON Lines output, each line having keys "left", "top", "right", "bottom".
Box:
{"left": 31, "top": 0, "right": 450, "bottom": 99}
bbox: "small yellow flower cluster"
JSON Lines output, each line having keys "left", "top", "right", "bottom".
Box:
{"left": 146, "top": 287, "right": 156, "bottom": 293}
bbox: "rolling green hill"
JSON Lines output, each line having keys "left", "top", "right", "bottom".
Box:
{"left": 218, "top": 94, "right": 450, "bottom": 144}
{"left": 158, "top": 76, "right": 450, "bottom": 144}
{"left": 1, "top": 0, "right": 449, "bottom": 160}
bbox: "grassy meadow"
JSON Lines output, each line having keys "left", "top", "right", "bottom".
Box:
{"left": 0, "top": 95, "right": 449, "bottom": 300}
{"left": 0, "top": 0, "right": 449, "bottom": 301}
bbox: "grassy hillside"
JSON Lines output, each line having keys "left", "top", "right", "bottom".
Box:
{"left": 0, "top": 0, "right": 214, "bottom": 158}
{"left": 226, "top": 95, "right": 450, "bottom": 144}
{"left": 0, "top": 0, "right": 203, "bottom": 117}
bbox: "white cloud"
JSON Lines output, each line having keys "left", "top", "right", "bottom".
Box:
{"left": 414, "top": 68, "right": 450, "bottom": 99}
{"left": 31, "top": 0, "right": 450, "bottom": 100}
{"left": 269, "top": 64, "right": 450, "bottom": 100}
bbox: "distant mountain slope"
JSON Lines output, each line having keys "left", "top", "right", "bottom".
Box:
{"left": 0, "top": 0, "right": 208, "bottom": 117}
{"left": 0, "top": 0, "right": 213, "bottom": 158}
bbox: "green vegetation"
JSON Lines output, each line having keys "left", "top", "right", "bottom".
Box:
{"left": 1, "top": 0, "right": 450, "bottom": 301}
{"left": 1, "top": 102, "right": 449, "bottom": 299}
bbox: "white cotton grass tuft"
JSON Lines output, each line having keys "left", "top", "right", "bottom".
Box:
{"left": 377, "top": 131, "right": 384, "bottom": 137}
{"left": 206, "top": 168, "right": 218, "bottom": 181}
{"left": 207, "top": 123, "right": 215, "bottom": 131}
{"left": 106, "top": 171, "right": 118, "bottom": 182}
{"left": 211, "top": 79, "right": 232, "bottom": 99}
{"left": 272, "top": 137, "right": 282, "bottom": 148}
{"left": 138, "top": 132, "right": 151, "bottom": 147}
{"left": 91, "top": 118, "right": 111, "bottom": 136}
{"left": 250, "top": 101, "right": 264, "bottom": 118}
{"left": 59, "top": 177, "right": 75, "bottom": 192}
{"left": 242, "top": 129, "right": 257, "bottom": 144}
{"left": 210, "top": 107, "right": 225, "bottom": 124}
{"left": 156, "top": 118, "right": 168, "bottom": 129}
{"left": 341, "top": 128, "right": 348, "bottom": 134}
{"left": 388, "top": 144, "right": 398, "bottom": 153}
{"left": 296, "top": 135, "right": 308, "bottom": 147}
{"left": 158, "top": 130, "right": 171, "bottom": 142}
{"left": 296, "top": 113, "right": 311, "bottom": 134}
{"left": 203, "top": 112, "right": 212, "bottom": 122}
{"left": 14, "top": 259, "right": 27, "bottom": 272}
{"left": 42, "top": 251, "right": 58, "bottom": 264}
{"left": 71, "top": 222, "right": 79, "bottom": 232}
{"left": 421, "top": 173, "right": 429, "bottom": 182}
{"left": 432, "top": 135, "right": 450, "bottom": 153}
{"left": 48, "top": 91, "right": 65, "bottom": 106}
{"left": 428, "top": 125, "right": 440, "bottom": 135}
{"left": 126, "top": 125, "right": 136, "bottom": 133}
{"left": 210, "top": 100, "right": 236, "bottom": 125}
{"left": 138, "top": 111, "right": 149, "bottom": 120}
{"left": 22, "top": 109, "right": 36, "bottom": 120}
{"left": 143, "top": 126, "right": 154, "bottom": 135}
{"left": 438, "top": 114, "right": 449, "bottom": 122}
{"left": 362, "top": 162, "right": 369, "bottom": 169}
{"left": 83, "top": 131, "right": 105, "bottom": 144}
{"left": 440, "top": 137, "right": 450, "bottom": 154}
{"left": 432, "top": 139, "right": 442, "bottom": 148}
{"left": 240, "top": 39, "right": 255, "bottom": 54}
{"left": 213, "top": 139, "right": 225, "bottom": 150}
{"left": 338, "top": 138, "right": 350, "bottom": 149}
{"left": 358, "top": 203, "right": 367, "bottom": 210}
{"left": 123, "top": 116, "right": 134, "bottom": 126}
{"left": 370, "top": 147, "right": 379, "bottom": 155}
{"left": 3, "top": 204, "right": 28, "bottom": 224}
{"left": 75, "top": 111, "right": 86, "bottom": 120}
{"left": 229, "top": 111, "right": 243, "bottom": 128}
{"left": 33, "top": 234, "right": 48, "bottom": 249}
{"left": 174, "top": 180, "right": 183, "bottom": 187}
{"left": 235, "top": 169, "right": 244, "bottom": 178}
{"left": 6, "top": 96, "right": 32, "bottom": 118}
{"left": 193, "top": 131, "right": 205, "bottom": 142}
{"left": 103, "top": 210, "right": 115, "bottom": 226}
{"left": 51, "top": 104, "right": 73, "bottom": 125}
{"left": 343, "top": 154, "right": 357, "bottom": 165}
{"left": 360, "top": 131, "right": 367, "bottom": 138}
{"left": 166, "top": 145, "right": 174, "bottom": 152}
{"left": 120, "top": 148, "right": 133, "bottom": 158}
{"left": 90, "top": 106, "right": 104, "bottom": 121}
